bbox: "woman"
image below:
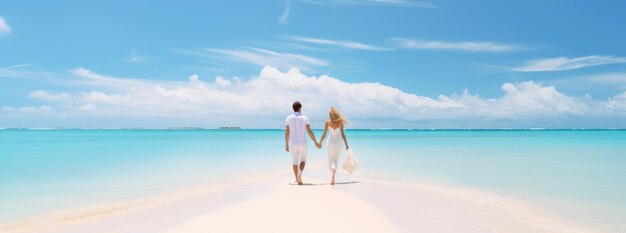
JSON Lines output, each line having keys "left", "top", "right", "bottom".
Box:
{"left": 319, "top": 107, "right": 350, "bottom": 185}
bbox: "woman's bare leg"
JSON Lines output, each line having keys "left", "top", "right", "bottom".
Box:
{"left": 292, "top": 165, "right": 301, "bottom": 184}
{"left": 331, "top": 168, "right": 336, "bottom": 185}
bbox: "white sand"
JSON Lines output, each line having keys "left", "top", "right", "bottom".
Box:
{"left": 169, "top": 179, "right": 399, "bottom": 233}
{"left": 4, "top": 165, "right": 595, "bottom": 233}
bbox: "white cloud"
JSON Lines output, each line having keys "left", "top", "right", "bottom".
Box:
{"left": 393, "top": 38, "right": 521, "bottom": 52}
{"left": 9, "top": 66, "right": 626, "bottom": 128}
{"left": 300, "top": 0, "right": 437, "bottom": 8}
{"left": 278, "top": 1, "right": 291, "bottom": 25}
{"left": 583, "top": 73, "right": 626, "bottom": 90}
{"left": 71, "top": 67, "right": 154, "bottom": 89}
{"left": 0, "top": 64, "right": 66, "bottom": 85}
{"left": 29, "top": 90, "right": 70, "bottom": 101}
{"left": 289, "top": 36, "right": 391, "bottom": 51}
{"left": 78, "top": 104, "right": 97, "bottom": 111}
{"left": 2, "top": 106, "right": 52, "bottom": 115}
{"left": 0, "top": 64, "right": 33, "bottom": 79}
{"left": 126, "top": 49, "right": 151, "bottom": 63}
{"left": 547, "top": 72, "right": 626, "bottom": 92}
{"left": 179, "top": 47, "right": 329, "bottom": 71}
{"left": 491, "top": 82, "right": 588, "bottom": 117}
{"left": 0, "top": 16, "right": 11, "bottom": 34}
{"left": 605, "top": 91, "right": 626, "bottom": 111}
{"left": 512, "top": 56, "right": 626, "bottom": 72}
{"left": 69, "top": 67, "right": 186, "bottom": 90}
{"left": 0, "top": 64, "right": 29, "bottom": 71}
{"left": 214, "top": 76, "right": 232, "bottom": 86}
{"left": 188, "top": 74, "right": 199, "bottom": 82}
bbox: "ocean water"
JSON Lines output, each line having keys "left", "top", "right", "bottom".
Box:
{"left": 1, "top": 129, "right": 625, "bottom": 231}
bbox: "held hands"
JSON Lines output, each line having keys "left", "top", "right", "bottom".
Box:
{"left": 346, "top": 145, "right": 350, "bottom": 150}
{"left": 315, "top": 142, "right": 322, "bottom": 149}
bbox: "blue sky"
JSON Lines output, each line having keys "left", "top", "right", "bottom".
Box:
{"left": 1, "top": 0, "right": 626, "bottom": 128}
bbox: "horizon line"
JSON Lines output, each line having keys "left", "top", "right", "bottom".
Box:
{"left": 2, "top": 127, "right": 626, "bottom": 131}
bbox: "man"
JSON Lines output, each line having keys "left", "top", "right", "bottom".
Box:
{"left": 285, "top": 101, "right": 320, "bottom": 185}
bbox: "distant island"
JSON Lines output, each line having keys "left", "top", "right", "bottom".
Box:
{"left": 218, "top": 127, "right": 242, "bottom": 130}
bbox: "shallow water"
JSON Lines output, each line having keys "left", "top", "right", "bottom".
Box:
{"left": 1, "top": 129, "right": 624, "bottom": 231}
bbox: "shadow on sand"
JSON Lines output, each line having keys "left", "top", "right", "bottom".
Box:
{"left": 289, "top": 181, "right": 360, "bottom": 186}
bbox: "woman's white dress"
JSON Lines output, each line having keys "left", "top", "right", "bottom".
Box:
{"left": 326, "top": 127, "right": 342, "bottom": 171}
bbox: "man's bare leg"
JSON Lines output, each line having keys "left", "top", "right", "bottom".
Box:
{"left": 331, "top": 168, "right": 336, "bottom": 185}
{"left": 292, "top": 165, "right": 300, "bottom": 184}
{"left": 298, "top": 162, "right": 306, "bottom": 184}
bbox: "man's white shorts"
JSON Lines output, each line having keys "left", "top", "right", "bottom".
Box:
{"left": 290, "top": 144, "right": 308, "bottom": 165}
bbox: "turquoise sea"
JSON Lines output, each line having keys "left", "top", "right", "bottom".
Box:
{"left": 1, "top": 129, "right": 625, "bottom": 231}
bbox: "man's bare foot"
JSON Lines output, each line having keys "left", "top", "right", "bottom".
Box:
{"left": 297, "top": 176, "right": 303, "bottom": 185}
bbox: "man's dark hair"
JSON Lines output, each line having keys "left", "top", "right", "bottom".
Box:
{"left": 292, "top": 101, "right": 302, "bottom": 112}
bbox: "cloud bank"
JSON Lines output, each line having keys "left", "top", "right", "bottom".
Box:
{"left": 393, "top": 38, "right": 521, "bottom": 53}
{"left": 4, "top": 66, "right": 626, "bottom": 128}
{"left": 289, "top": 36, "right": 391, "bottom": 51}
{"left": 513, "top": 56, "right": 626, "bottom": 72}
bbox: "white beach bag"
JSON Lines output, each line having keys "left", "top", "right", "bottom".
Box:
{"left": 342, "top": 148, "right": 359, "bottom": 174}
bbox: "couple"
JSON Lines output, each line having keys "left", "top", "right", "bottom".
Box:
{"left": 285, "top": 101, "right": 349, "bottom": 185}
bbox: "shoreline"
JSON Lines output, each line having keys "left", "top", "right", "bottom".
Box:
{"left": 1, "top": 164, "right": 600, "bottom": 233}
{"left": 2, "top": 128, "right": 626, "bottom": 131}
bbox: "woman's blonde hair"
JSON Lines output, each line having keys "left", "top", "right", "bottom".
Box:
{"left": 329, "top": 107, "right": 349, "bottom": 125}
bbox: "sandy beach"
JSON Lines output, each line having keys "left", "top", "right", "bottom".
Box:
{"left": 3, "top": 0, "right": 626, "bottom": 232}
{"left": 2, "top": 163, "right": 593, "bottom": 233}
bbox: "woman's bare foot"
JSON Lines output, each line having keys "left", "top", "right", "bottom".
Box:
{"left": 297, "top": 176, "right": 303, "bottom": 185}
{"left": 331, "top": 176, "right": 335, "bottom": 185}
{"left": 297, "top": 169, "right": 303, "bottom": 184}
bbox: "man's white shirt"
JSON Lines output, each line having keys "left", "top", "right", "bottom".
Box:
{"left": 285, "top": 112, "right": 310, "bottom": 146}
